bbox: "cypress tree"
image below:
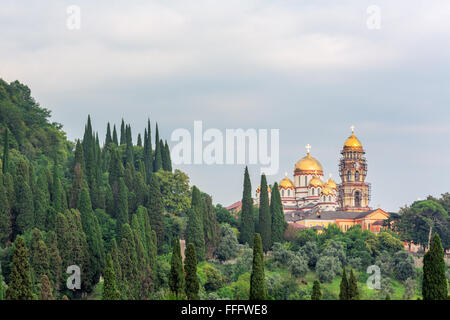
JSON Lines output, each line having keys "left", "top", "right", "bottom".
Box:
{"left": 102, "top": 253, "right": 121, "bottom": 300}
{"left": 270, "top": 182, "right": 285, "bottom": 244}
{"left": 184, "top": 243, "right": 199, "bottom": 300}
{"left": 239, "top": 166, "right": 254, "bottom": 246}
{"left": 137, "top": 133, "right": 142, "bottom": 147}
{"left": 34, "top": 171, "right": 50, "bottom": 230}
{"left": 203, "top": 195, "right": 220, "bottom": 259}
{"left": 147, "top": 174, "right": 164, "bottom": 251}
{"left": 82, "top": 116, "right": 95, "bottom": 189}
{"left": 116, "top": 179, "right": 129, "bottom": 235}
{"left": 110, "top": 239, "right": 123, "bottom": 293}
{"left": 2, "top": 128, "right": 9, "bottom": 174}
{"left": 164, "top": 141, "right": 172, "bottom": 172}
{"left": 258, "top": 174, "right": 271, "bottom": 252}
{"left": 0, "top": 263, "right": 5, "bottom": 300}
{"left": 0, "top": 173, "right": 12, "bottom": 244}
{"left": 120, "top": 119, "right": 126, "bottom": 145}
{"left": 70, "top": 150, "right": 84, "bottom": 209}
{"left": 250, "top": 233, "right": 267, "bottom": 300}
{"left": 169, "top": 238, "right": 185, "bottom": 298}
{"left": 339, "top": 268, "right": 349, "bottom": 300}
{"left": 30, "top": 233, "right": 49, "bottom": 289}
{"left": 112, "top": 125, "right": 119, "bottom": 145}
{"left": 185, "top": 187, "right": 206, "bottom": 261}
{"left": 153, "top": 123, "right": 162, "bottom": 172}
{"left": 51, "top": 161, "right": 63, "bottom": 214}
{"left": 422, "top": 233, "right": 447, "bottom": 300}
{"left": 119, "top": 224, "right": 138, "bottom": 299}
{"left": 144, "top": 119, "right": 153, "bottom": 183}
{"left": 45, "top": 231, "right": 62, "bottom": 291}
{"left": 14, "top": 175, "right": 34, "bottom": 234}
{"left": 311, "top": 280, "right": 322, "bottom": 300}
{"left": 105, "top": 123, "right": 112, "bottom": 146}
{"left": 161, "top": 139, "right": 168, "bottom": 171}
{"left": 125, "top": 125, "right": 134, "bottom": 166}
{"left": 6, "top": 236, "right": 34, "bottom": 300}
{"left": 39, "top": 274, "right": 54, "bottom": 300}
{"left": 348, "top": 269, "right": 360, "bottom": 300}
{"left": 55, "top": 213, "right": 71, "bottom": 268}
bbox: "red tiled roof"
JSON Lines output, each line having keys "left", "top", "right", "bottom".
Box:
{"left": 226, "top": 201, "right": 242, "bottom": 210}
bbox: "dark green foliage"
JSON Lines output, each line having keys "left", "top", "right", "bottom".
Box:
{"left": 339, "top": 268, "right": 349, "bottom": 300}
{"left": 14, "top": 175, "right": 34, "bottom": 234}
{"left": 103, "top": 253, "right": 120, "bottom": 300}
{"left": 45, "top": 231, "right": 62, "bottom": 291}
{"left": 239, "top": 166, "right": 254, "bottom": 246}
{"left": 6, "top": 236, "right": 34, "bottom": 300}
{"left": 0, "top": 173, "right": 12, "bottom": 244}
{"left": 311, "top": 280, "right": 322, "bottom": 300}
{"left": 105, "top": 123, "right": 112, "bottom": 146}
{"left": 203, "top": 195, "right": 220, "bottom": 259}
{"left": 153, "top": 123, "right": 162, "bottom": 172}
{"left": 422, "top": 233, "right": 447, "bottom": 300}
{"left": 112, "top": 125, "right": 119, "bottom": 145}
{"left": 258, "top": 174, "right": 271, "bottom": 252}
{"left": 2, "top": 128, "right": 9, "bottom": 174}
{"left": 34, "top": 171, "right": 50, "bottom": 230}
{"left": 216, "top": 224, "right": 239, "bottom": 262}
{"left": 30, "top": 229, "right": 49, "bottom": 289}
{"left": 250, "top": 233, "right": 267, "bottom": 300}
{"left": 120, "top": 119, "right": 126, "bottom": 145}
{"left": 270, "top": 182, "right": 285, "bottom": 245}
{"left": 144, "top": 119, "right": 153, "bottom": 183}
{"left": 184, "top": 243, "right": 199, "bottom": 300}
{"left": 348, "top": 269, "right": 359, "bottom": 300}
{"left": 115, "top": 179, "right": 129, "bottom": 235}
{"left": 39, "top": 274, "right": 53, "bottom": 300}
{"left": 50, "top": 161, "right": 63, "bottom": 214}
{"left": 164, "top": 140, "right": 172, "bottom": 172}
{"left": 147, "top": 174, "right": 164, "bottom": 250}
{"left": 185, "top": 186, "right": 206, "bottom": 261}
{"left": 119, "top": 224, "right": 138, "bottom": 299}
{"left": 169, "top": 238, "right": 185, "bottom": 298}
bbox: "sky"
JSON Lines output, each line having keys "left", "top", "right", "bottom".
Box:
{"left": 1, "top": 0, "right": 450, "bottom": 212}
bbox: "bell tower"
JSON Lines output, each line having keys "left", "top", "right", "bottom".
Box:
{"left": 338, "top": 126, "right": 371, "bottom": 212}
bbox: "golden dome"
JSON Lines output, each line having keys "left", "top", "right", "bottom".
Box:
{"left": 279, "top": 176, "right": 294, "bottom": 189}
{"left": 321, "top": 187, "right": 334, "bottom": 196}
{"left": 308, "top": 176, "right": 324, "bottom": 188}
{"left": 343, "top": 128, "right": 363, "bottom": 149}
{"left": 256, "top": 186, "right": 271, "bottom": 193}
{"left": 324, "top": 177, "right": 337, "bottom": 189}
{"left": 295, "top": 153, "right": 323, "bottom": 174}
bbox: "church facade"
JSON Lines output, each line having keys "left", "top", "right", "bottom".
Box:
{"left": 254, "top": 127, "right": 389, "bottom": 233}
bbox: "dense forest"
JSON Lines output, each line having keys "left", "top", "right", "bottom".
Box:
{"left": 0, "top": 79, "right": 448, "bottom": 300}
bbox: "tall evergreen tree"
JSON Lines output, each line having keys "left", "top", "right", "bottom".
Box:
{"left": 144, "top": 119, "right": 153, "bottom": 183}
{"left": 105, "top": 122, "right": 112, "bottom": 146}
{"left": 311, "top": 280, "right": 322, "bottom": 300}
{"left": 348, "top": 269, "right": 360, "bottom": 300}
{"left": 258, "top": 174, "right": 271, "bottom": 252}
{"left": 102, "top": 253, "right": 121, "bottom": 300}
{"left": 39, "top": 274, "right": 53, "bottom": 300}
{"left": 112, "top": 125, "right": 119, "bottom": 145}
{"left": 2, "top": 128, "right": 9, "bottom": 174}
{"left": 6, "top": 236, "right": 34, "bottom": 300}
{"left": 120, "top": 119, "right": 126, "bottom": 145}
{"left": 164, "top": 140, "right": 172, "bottom": 172}
{"left": 51, "top": 161, "right": 63, "bottom": 214}
{"left": 115, "top": 179, "right": 129, "bottom": 235}
{"left": 147, "top": 174, "right": 164, "bottom": 251}
{"left": 169, "top": 238, "right": 185, "bottom": 298}
{"left": 153, "top": 123, "right": 162, "bottom": 172}
{"left": 125, "top": 124, "right": 134, "bottom": 166}
{"left": 239, "top": 166, "right": 254, "bottom": 246}
{"left": 0, "top": 263, "right": 5, "bottom": 300}
{"left": 339, "top": 268, "right": 349, "bottom": 300}
{"left": 119, "top": 224, "right": 138, "bottom": 299}
{"left": 34, "top": 171, "right": 50, "bottom": 230}
{"left": 422, "top": 233, "right": 447, "bottom": 300}
{"left": 30, "top": 230, "right": 49, "bottom": 290}
{"left": 0, "top": 173, "right": 12, "bottom": 244}
{"left": 70, "top": 141, "right": 85, "bottom": 209}
{"left": 45, "top": 231, "right": 62, "bottom": 291}
{"left": 203, "top": 195, "right": 220, "bottom": 259}
{"left": 161, "top": 139, "right": 168, "bottom": 171}
{"left": 137, "top": 133, "right": 142, "bottom": 147}
{"left": 270, "top": 182, "right": 285, "bottom": 244}
{"left": 14, "top": 175, "right": 34, "bottom": 234}
{"left": 185, "top": 187, "right": 206, "bottom": 261}
{"left": 250, "top": 233, "right": 267, "bottom": 300}
{"left": 184, "top": 243, "right": 199, "bottom": 300}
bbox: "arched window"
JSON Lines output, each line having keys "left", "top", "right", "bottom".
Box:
{"left": 355, "top": 170, "right": 360, "bottom": 181}
{"left": 312, "top": 188, "right": 315, "bottom": 196}
{"left": 354, "top": 191, "right": 361, "bottom": 207}
{"left": 329, "top": 196, "right": 331, "bottom": 202}
{"left": 281, "top": 190, "right": 284, "bottom": 197}
{"left": 305, "top": 176, "right": 308, "bottom": 186}
{"left": 347, "top": 171, "right": 351, "bottom": 181}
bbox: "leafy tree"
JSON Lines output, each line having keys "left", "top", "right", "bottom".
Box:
{"left": 402, "top": 278, "right": 416, "bottom": 300}
{"left": 147, "top": 174, "right": 164, "bottom": 250}
{"left": 216, "top": 224, "right": 239, "bottom": 262}
{"left": 203, "top": 264, "right": 222, "bottom": 292}
{"left": 270, "top": 182, "right": 285, "bottom": 244}
{"left": 6, "top": 236, "right": 34, "bottom": 300}
{"left": 184, "top": 243, "right": 199, "bottom": 300}
{"left": 102, "top": 253, "right": 120, "bottom": 300}
{"left": 258, "top": 174, "right": 271, "bottom": 252}
{"left": 288, "top": 252, "right": 308, "bottom": 278}
{"left": 311, "top": 280, "right": 322, "bottom": 300}
{"left": 239, "top": 166, "right": 254, "bottom": 246}
{"left": 250, "top": 233, "right": 267, "bottom": 300}
{"left": 339, "top": 268, "right": 349, "bottom": 300}
{"left": 169, "top": 238, "right": 185, "bottom": 298}
{"left": 39, "top": 274, "right": 53, "bottom": 300}
{"left": 422, "top": 233, "right": 447, "bottom": 300}
{"left": 392, "top": 251, "right": 415, "bottom": 281}
{"left": 155, "top": 169, "right": 191, "bottom": 215}
{"left": 316, "top": 255, "right": 341, "bottom": 283}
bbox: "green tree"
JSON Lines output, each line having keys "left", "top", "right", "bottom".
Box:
{"left": 184, "top": 243, "right": 199, "bottom": 300}
{"left": 115, "top": 179, "right": 129, "bottom": 235}
{"left": 102, "top": 253, "right": 121, "bottom": 300}
{"left": 270, "top": 182, "right": 285, "bottom": 245}
{"left": 216, "top": 224, "right": 239, "bottom": 262}
{"left": 39, "top": 274, "right": 53, "bottom": 300}
{"left": 14, "top": 175, "right": 34, "bottom": 234}
{"left": 112, "top": 125, "right": 119, "bottom": 145}
{"left": 422, "top": 233, "right": 447, "bottom": 300}
{"left": 185, "top": 186, "right": 206, "bottom": 261}
{"left": 164, "top": 140, "right": 172, "bottom": 172}
{"left": 258, "top": 174, "right": 271, "bottom": 252}
{"left": 147, "top": 174, "right": 164, "bottom": 250}
{"left": 169, "top": 238, "right": 185, "bottom": 298}
{"left": 2, "top": 128, "right": 9, "bottom": 174}
{"left": 203, "top": 195, "right": 220, "bottom": 259}
{"left": 45, "top": 231, "right": 62, "bottom": 291}
{"left": 6, "top": 236, "right": 34, "bottom": 300}
{"left": 250, "top": 233, "right": 267, "bottom": 300}
{"left": 0, "top": 173, "right": 12, "bottom": 244}
{"left": 348, "top": 269, "right": 360, "bottom": 300}
{"left": 153, "top": 123, "right": 163, "bottom": 172}
{"left": 339, "top": 268, "right": 349, "bottom": 300}
{"left": 239, "top": 166, "right": 254, "bottom": 246}
{"left": 311, "top": 280, "right": 322, "bottom": 300}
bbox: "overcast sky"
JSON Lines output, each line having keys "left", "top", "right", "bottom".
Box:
{"left": 1, "top": 1, "right": 450, "bottom": 212}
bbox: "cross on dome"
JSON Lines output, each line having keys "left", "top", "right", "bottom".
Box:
{"left": 350, "top": 125, "right": 355, "bottom": 133}
{"left": 305, "top": 144, "right": 311, "bottom": 155}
